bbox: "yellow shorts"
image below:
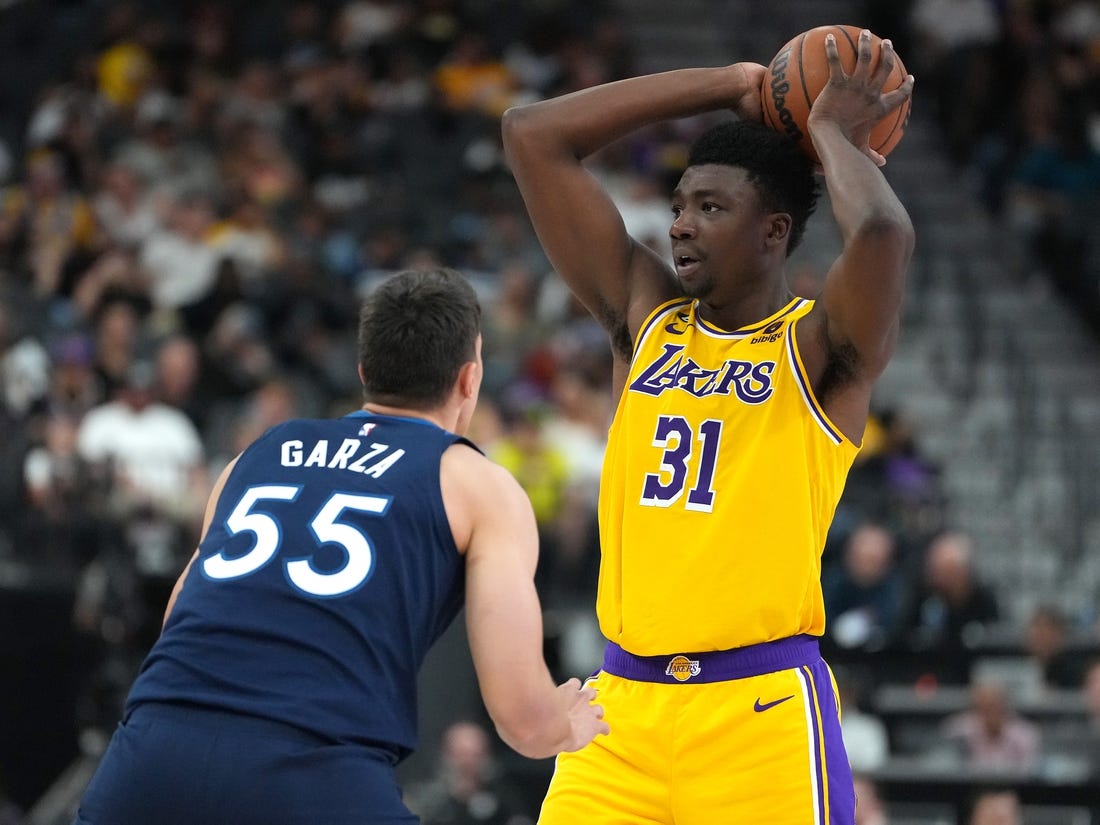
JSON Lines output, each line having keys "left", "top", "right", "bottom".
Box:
{"left": 538, "top": 636, "right": 854, "bottom": 825}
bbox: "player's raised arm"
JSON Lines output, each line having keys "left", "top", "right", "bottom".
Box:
{"left": 501, "top": 64, "right": 767, "bottom": 359}
{"left": 443, "top": 444, "right": 608, "bottom": 759}
{"left": 800, "top": 31, "right": 915, "bottom": 439}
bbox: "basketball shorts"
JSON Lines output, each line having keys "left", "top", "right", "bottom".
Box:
{"left": 538, "top": 635, "right": 854, "bottom": 825}
{"left": 72, "top": 703, "right": 417, "bottom": 825}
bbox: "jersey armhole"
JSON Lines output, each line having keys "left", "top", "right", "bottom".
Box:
{"left": 631, "top": 297, "right": 692, "bottom": 362}
{"left": 785, "top": 319, "right": 859, "bottom": 449}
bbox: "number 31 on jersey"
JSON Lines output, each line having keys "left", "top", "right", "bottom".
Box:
{"left": 640, "top": 415, "right": 722, "bottom": 512}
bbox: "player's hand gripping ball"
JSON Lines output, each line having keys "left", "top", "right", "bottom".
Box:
{"left": 761, "top": 24, "right": 911, "bottom": 165}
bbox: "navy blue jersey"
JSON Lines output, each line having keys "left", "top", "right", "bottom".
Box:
{"left": 126, "top": 411, "right": 470, "bottom": 760}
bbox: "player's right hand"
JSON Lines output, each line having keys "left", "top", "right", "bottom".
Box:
{"left": 557, "top": 677, "right": 610, "bottom": 752}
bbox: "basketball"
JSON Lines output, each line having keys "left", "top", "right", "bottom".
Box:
{"left": 761, "top": 24, "right": 910, "bottom": 164}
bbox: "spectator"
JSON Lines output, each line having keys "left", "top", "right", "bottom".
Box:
{"left": 47, "top": 332, "right": 102, "bottom": 418}
{"left": 1003, "top": 96, "right": 1100, "bottom": 330}
{"left": 92, "top": 160, "right": 160, "bottom": 250}
{"left": 21, "top": 411, "right": 103, "bottom": 569}
{"left": 0, "top": 314, "right": 50, "bottom": 421}
{"left": 94, "top": 3, "right": 155, "bottom": 110}
{"left": 489, "top": 393, "right": 571, "bottom": 597}
{"left": 943, "top": 680, "right": 1041, "bottom": 774}
{"left": 0, "top": 147, "right": 99, "bottom": 296}
{"left": 200, "top": 301, "right": 276, "bottom": 401}
{"left": 0, "top": 2, "right": 636, "bottom": 809}
{"left": 480, "top": 263, "right": 546, "bottom": 389}
{"left": 224, "top": 377, "right": 301, "bottom": 460}
{"left": 433, "top": 32, "right": 520, "bottom": 117}
{"left": 1083, "top": 659, "right": 1100, "bottom": 733}
{"left": 334, "top": 0, "right": 410, "bottom": 55}
{"left": 152, "top": 334, "right": 206, "bottom": 432}
{"left": 539, "top": 364, "right": 609, "bottom": 604}
{"left": 822, "top": 523, "right": 907, "bottom": 651}
{"left": 76, "top": 358, "right": 207, "bottom": 540}
{"left": 1024, "top": 603, "right": 1086, "bottom": 690}
{"left": 902, "top": 530, "right": 1001, "bottom": 682}
{"left": 968, "top": 789, "right": 1022, "bottom": 825}
{"left": 90, "top": 293, "right": 143, "bottom": 402}
{"left": 219, "top": 60, "right": 289, "bottom": 136}
{"left": 1071, "top": 659, "right": 1100, "bottom": 778}
{"left": 852, "top": 774, "right": 887, "bottom": 825}
{"left": 840, "top": 408, "right": 945, "bottom": 549}
{"left": 219, "top": 123, "right": 303, "bottom": 210}
{"left": 137, "top": 191, "right": 222, "bottom": 320}
{"left": 908, "top": 0, "right": 1005, "bottom": 166}
{"left": 836, "top": 669, "right": 891, "bottom": 773}
{"left": 113, "top": 90, "right": 221, "bottom": 202}
{"left": 207, "top": 194, "right": 288, "bottom": 290}
{"left": 405, "top": 721, "right": 533, "bottom": 825}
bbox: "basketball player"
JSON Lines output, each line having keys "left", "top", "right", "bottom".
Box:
{"left": 72, "top": 268, "right": 609, "bottom": 825}
{"left": 502, "top": 31, "right": 914, "bottom": 824}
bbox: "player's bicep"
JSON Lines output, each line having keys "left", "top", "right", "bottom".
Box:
{"left": 819, "top": 225, "right": 910, "bottom": 373}
{"left": 502, "top": 107, "right": 638, "bottom": 318}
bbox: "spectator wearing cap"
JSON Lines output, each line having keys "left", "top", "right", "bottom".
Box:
{"left": 76, "top": 357, "right": 207, "bottom": 534}
{"left": 48, "top": 332, "right": 102, "bottom": 417}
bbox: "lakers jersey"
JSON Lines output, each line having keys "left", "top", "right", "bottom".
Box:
{"left": 597, "top": 297, "right": 859, "bottom": 655}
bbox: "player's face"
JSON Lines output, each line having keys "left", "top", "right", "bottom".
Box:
{"left": 669, "top": 165, "right": 775, "bottom": 301}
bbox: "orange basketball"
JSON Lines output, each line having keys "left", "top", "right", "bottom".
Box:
{"left": 761, "top": 24, "right": 910, "bottom": 164}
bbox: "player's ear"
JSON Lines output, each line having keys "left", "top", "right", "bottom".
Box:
{"left": 357, "top": 363, "right": 366, "bottom": 387}
{"left": 457, "top": 359, "right": 481, "bottom": 401}
{"left": 765, "top": 213, "right": 791, "bottom": 248}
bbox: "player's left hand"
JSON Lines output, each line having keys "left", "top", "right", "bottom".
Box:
{"left": 808, "top": 30, "right": 914, "bottom": 167}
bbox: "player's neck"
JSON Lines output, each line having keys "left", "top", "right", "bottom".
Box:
{"left": 361, "top": 402, "right": 455, "bottom": 432}
{"left": 697, "top": 282, "right": 796, "bottom": 331}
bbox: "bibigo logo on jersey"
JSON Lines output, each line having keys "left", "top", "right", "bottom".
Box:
{"left": 665, "top": 655, "right": 701, "bottom": 682}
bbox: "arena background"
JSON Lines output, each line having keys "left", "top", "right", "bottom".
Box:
{"left": 0, "top": 1, "right": 1098, "bottom": 823}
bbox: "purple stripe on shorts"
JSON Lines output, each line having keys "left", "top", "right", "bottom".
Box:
{"left": 601, "top": 635, "right": 821, "bottom": 684}
{"left": 803, "top": 660, "right": 855, "bottom": 825}
{"left": 799, "top": 666, "right": 828, "bottom": 825}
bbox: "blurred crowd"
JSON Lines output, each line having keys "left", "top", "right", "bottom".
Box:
{"left": 0, "top": 0, "right": 632, "bottom": 694}
{"left": 868, "top": 0, "right": 1100, "bottom": 332}
{"left": 0, "top": 0, "right": 1099, "bottom": 822}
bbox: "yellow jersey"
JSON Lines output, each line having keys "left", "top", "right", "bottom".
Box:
{"left": 597, "top": 296, "right": 859, "bottom": 655}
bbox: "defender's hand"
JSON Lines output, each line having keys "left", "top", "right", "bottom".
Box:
{"left": 557, "top": 677, "right": 609, "bottom": 752}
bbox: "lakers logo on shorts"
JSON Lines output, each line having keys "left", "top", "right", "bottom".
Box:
{"left": 664, "top": 655, "right": 701, "bottom": 682}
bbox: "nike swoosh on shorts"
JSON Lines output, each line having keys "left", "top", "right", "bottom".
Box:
{"left": 753, "top": 694, "right": 794, "bottom": 712}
